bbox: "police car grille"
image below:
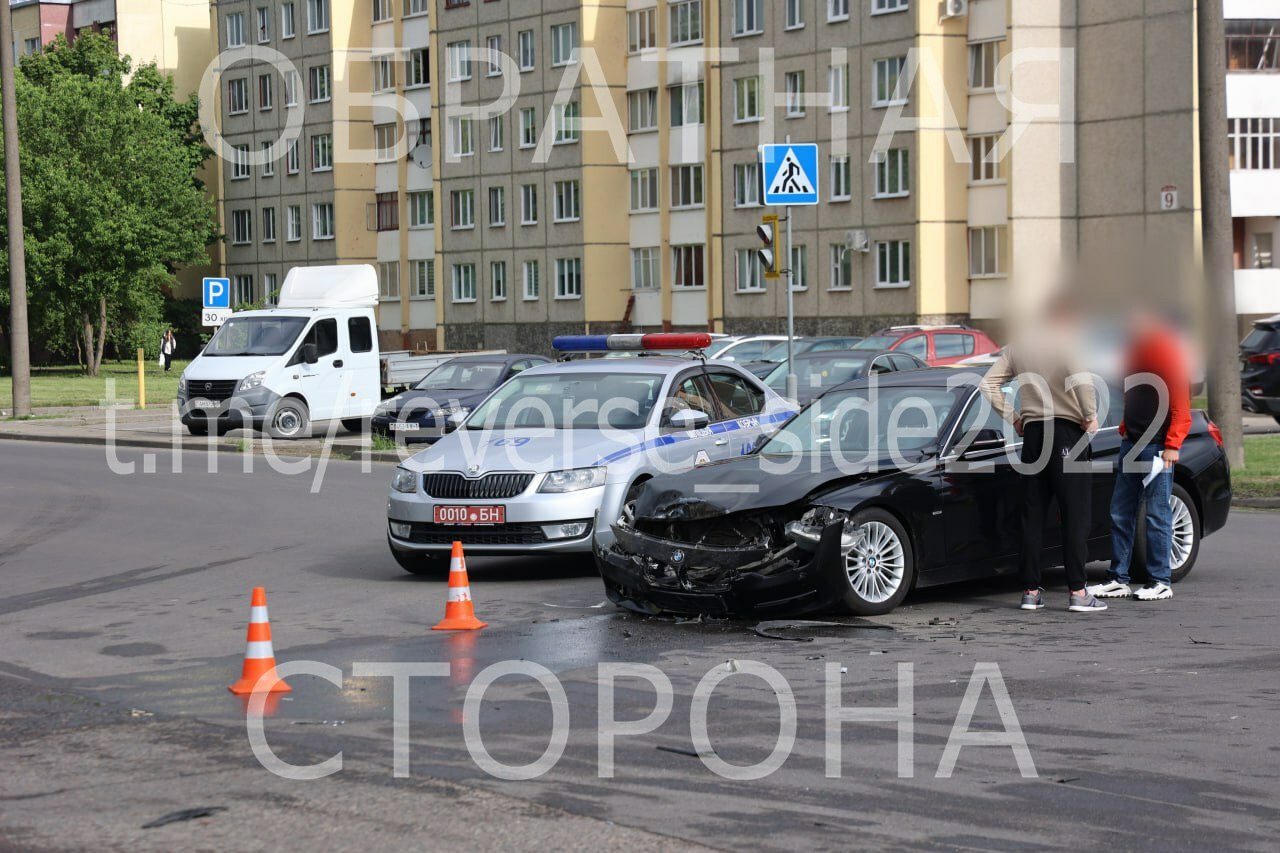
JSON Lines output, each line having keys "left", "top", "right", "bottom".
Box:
{"left": 423, "top": 473, "right": 534, "bottom": 499}
{"left": 190, "top": 380, "right": 239, "bottom": 402}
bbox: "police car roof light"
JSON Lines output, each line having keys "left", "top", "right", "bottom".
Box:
{"left": 552, "top": 333, "right": 713, "bottom": 352}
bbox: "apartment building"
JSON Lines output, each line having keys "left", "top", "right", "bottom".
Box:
{"left": 1226, "top": 0, "right": 1280, "bottom": 334}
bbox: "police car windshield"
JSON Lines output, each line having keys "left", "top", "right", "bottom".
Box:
{"left": 203, "top": 316, "right": 308, "bottom": 357}
{"left": 465, "top": 372, "right": 665, "bottom": 430}
{"left": 415, "top": 362, "right": 503, "bottom": 392}
{"left": 760, "top": 386, "right": 963, "bottom": 456}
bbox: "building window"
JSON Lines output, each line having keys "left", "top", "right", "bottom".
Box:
{"left": 873, "top": 148, "right": 910, "bottom": 197}
{"left": 519, "top": 108, "right": 537, "bottom": 147}
{"left": 517, "top": 30, "right": 535, "bottom": 71}
{"left": 258, "top": 74, "right": 274, "bottom": 110}
{"left": 452, "top": 264, "right": 477, "bottom": 303}
{"left": 969, "top": 134, "right": 1002, "bottom": 182}
{"left": 489, "top": 115, "right": 504, "bottom": 151}
{"left": 450, "top": 116, "right": 474, "bottom": 157}
{"left": 486, "top": 35, "right": 502, "bottom": 76}
{"left": 227, "top": 78, "right": 249, "bottom": 114}
{"left": 969, "top": 40, "right": 1001, "bottom": 90}
{"left": 631, "top": 247, "right": 660, "bottom": 290}
{"left": 784, "top": 71, "right": 806, "bottom": 117}
{"left": 226, "top": 12, "right": 245, "bottom": 48}
{"left": 872, "top": 0, "right": 909, "bottom": 13}
{"left": 311, "top": 133, "right": 333, "bottom": 171}
{"left": 231, "top": 144, "right": 250, "bottom": 180}
{"left": 733, "top": 162, "right": 760, "bottom": 207}
{"left": 1228, "top": 118, "right": 1280, "bottom": 170}
{"left": 670, "top": 164, "right": 704, "bottom": 208}
{"left": 378, "top": 261, "right": 400, "bottom": 299}
{"left": 876, "top": 240, "right": 911, "bottom": 288}
{"left": 232, "top": 275, "right": 254, "bottom": 305}
{"left": 408, "top": 48, "right": 430, "bottom": 87}
{"left": 488, "top": 186, "right": 506, "bottom": 226}
{"left": 286, "top": 205, "right": 302, "bottom": 241}
{"left": 670, "top": 82, "right": 705, "bottom": 127}
{"left": 786, "top": 0, "right": 804, "bottom": 30}
{"left": 231, "top": 209, "right": 252, "bottom": 244}
{"left": 312, "top": 203, "right": 335, "bottom": 239}
{"left": 1252, "top": 233, "right": 1274, "bottom": 268}
{"left": 968, "top": 226, "right": 1006, "bottom": 278}
{"left": 553, "top": 180, "right": 581, "bottom": 222}
{"left": 735, "top": 249, "right": 765, "bottom": 293}
{"left": 553, "top": 102, "right": 580, "bottom": 143}
{"left": 373, "top": 0, "right": 393, "bottom": 23}
{"left": 828, "top": 0, "right": 850, "bottom": 22}
{"left": 629, "top": 8, "right": 657, "bottom": 52}
{"left": 1226, "top": 19, "right": 1280, "bottom": 71}
{"left": 261, "top": 142, "right": 275, "bottom": 176}
{"left": 733, "top": 0, "right": 764, "bottom": 37}
{"left": 734, "top": 76, "right": 762, "bottom": 123}
{"left": 285, "top": 70, "right": 299, "bottom": 106}
{"left": 448, "top": 40, "right": 472, "bottom": 81}
{"left": 263, "top": 274, "right": 278, "bottom": 306}
{"left": 262, "top": 206, "right": 277, "bottom": 242}
{"left": 281, "top": 2, "right": 296, "bottom": 38}
{"left": 490, "top": 261, "right": 507, "bottom": 300}
{"left": 451, "top": 189, "right": 475, "bottom": 229}
{"left": 375, "top": 123, "right": 398, "bottom": 161}
{"left": 791, "top": 245, "right": 808, "bottom": 290}
{"left": 672, "top": 244, "right": 705, "bottom": 288}
{"left": 410, "top": 259, "right": 435, "bottom": 298}
{"left": 256, "top": 7, "right": 271, "bottom": 42}
{"left": 522, "top": 260, "right": 540, "bottom": 299}
{"left": 309, "top": 65, "right": 331, "bottom": 102}
{"left": 830, "top": 156, "right": 851, "bottom": 200}
{"left": 23, "top": 37, "right": 40, "bottom": 56}
{"left": 551, "top": 22, "right": 578, "bottom": 66}
{"left": 285, "top": 139, "right": 300, "bottom": 174}
{"left": 829, "top": 64, "right": 849, "bottom": 111}
{"left": 520, "top": 184, "right": 538, "bottom": 224}
{"left": 628, "top": 89, "right": 658, "bottom": 132}
{"left": 630, "top": 168, "right": 660, "bottom": 212}
{"left": 872, "top": 56, "right": 907, "bottom": 106}
{"left": 670, "top": 0, "right": 704, "bottom": 46}
{"left": 556, "top": 258, "right": 583, "bottom": 299}
{"left": 830, "top": 245, "right": 851, "bottom": 290}
{"left": 409, "top": 190, "right": 434, "bottom": 227}
{"left": 374, "top": 55, "right": 396, "bottom": 91}
{"left": 376, "top": 191, "right": 399, "bottom": 231}
{"left": 307, "top": 0, "right": 329, "bottom": 33}
{"left": 405, "top": 0, "right": 429, "bottom": 18}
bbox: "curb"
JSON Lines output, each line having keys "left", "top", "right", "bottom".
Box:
{"left": 0, "top": 429, "right": 404, "bottom": 464}
{"left": 1232, "top": 497, "right": 1280, "bottom": 510}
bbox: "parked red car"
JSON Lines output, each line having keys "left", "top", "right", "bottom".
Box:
{"left": 852, "top": 325, "right": 1000, "bottom": 366}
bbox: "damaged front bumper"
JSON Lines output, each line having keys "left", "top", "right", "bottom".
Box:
{"left": 595, "top": 513, "right": 852, "bottom": 618}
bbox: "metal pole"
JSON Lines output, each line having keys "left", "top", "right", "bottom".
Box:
{"left": 0, "top": 0, "right": 32, "bottom": 417}
{"left": 784, "top": 204, "right": 797, "bottom": 403}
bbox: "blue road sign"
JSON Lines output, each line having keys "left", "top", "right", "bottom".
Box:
{"left": 203, "top": 277, "right": 231, "bottom": 309}
{"left": 760, "top": 143, "right": 820, "bottom": 206}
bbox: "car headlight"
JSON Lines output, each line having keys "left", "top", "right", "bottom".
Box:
{"left": 391, "top": 467, "right": 419, "bottom": 493}
{"left": 239, "top": 371, "right": 266, "bottom": 392}
{"left": 375, "top": 401, "right": 395, "bottom": 416}
{"left": 177, "top": 375, "right": 186, "bottom": 394}
{"left": 432, "top": 405, "right": 470, "bottom": 418}
{"left": 539, "top": 467, "right": 607, "bottom": 493}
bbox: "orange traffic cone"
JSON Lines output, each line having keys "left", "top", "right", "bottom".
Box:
{"left": 432, "top": 541, "right": 488, "bottom": 631}
{"left": 228, "top": 587, "right": 291, "bottom": 695}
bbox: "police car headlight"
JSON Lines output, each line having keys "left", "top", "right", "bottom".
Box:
{"left": 539, "top": 467, "right": 606, "bottom": 493}
{"left": 238, "top": 371, "right": 266, "bottom": 392}
{"left": 391, "top": 467, "right": 419, "bottom": 493}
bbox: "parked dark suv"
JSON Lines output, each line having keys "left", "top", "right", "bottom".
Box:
{"left": 1241, "top": 314, "right": 1280, "bottom": 425}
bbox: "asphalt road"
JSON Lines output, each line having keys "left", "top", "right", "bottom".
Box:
{"left": 1, "top": 440, "right": 1278, "bottom": 851}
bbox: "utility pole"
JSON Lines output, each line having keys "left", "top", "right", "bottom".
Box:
{"left": 1196, "top": 0, "right": 1244, "bottom": 468}
{"left": 0, "top": 0, "right": 31, "bottom": 417}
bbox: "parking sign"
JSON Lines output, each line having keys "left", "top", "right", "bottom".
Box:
{"left": 202, "top": 277, "right": 231, "bottom": 327}
{"left": 760, "top": 144, "right": 820, "bottom": 206}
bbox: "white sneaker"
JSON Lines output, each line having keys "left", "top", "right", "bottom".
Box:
{"left": 1134, "top": 582, "right": 1173, "bottom": 601}
{"left": 1087, "top": 580, "right": 1133, "bottom": 599}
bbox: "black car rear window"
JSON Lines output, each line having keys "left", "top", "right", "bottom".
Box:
{"left": 1242, "top": 327, "right": 1280, "bottom": 351}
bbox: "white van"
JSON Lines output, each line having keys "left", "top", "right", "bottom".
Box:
{"left": 179, "top": 265, "right": 381, "bottom": 438}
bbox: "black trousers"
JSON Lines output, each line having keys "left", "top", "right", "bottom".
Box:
{"left": 1020, "top": 418, "right": 1091, "bottom": 591}
{"left": 163, "top": 353, "right": 172, "bottom": 371}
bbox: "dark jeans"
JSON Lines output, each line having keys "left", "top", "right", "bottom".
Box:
{"left": 163, "top": 353, "right": 172, "bottom": 371}
{"left": 1107, "top": 439, "right": 1173, "bottom": 585}
{"left": 1020, "top": 418, "right": 1092, "bottom": 592}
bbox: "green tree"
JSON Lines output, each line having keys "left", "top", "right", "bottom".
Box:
{"left": 0, "top": 33, "right": 218, "bottom": 374}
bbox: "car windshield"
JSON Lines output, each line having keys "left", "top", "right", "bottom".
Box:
{"left": 851, "top": 335, "right": 900, "bottom": 350}
{"left": 765, "top": 354, "right": 872, "bottom": 393}
{"left": 760, "top": 386, "right": 963, "bottom": 457}
{"left": 704, "top": 338, "right": 739, "bottom": 358}
{"left": 465, "top": 372, "right": 666, "bottom": 430}
{"left": 415, "top": 362, "right": 505, "bottom": 392}
{"left": 202, "top": 316, "right": 308, "bottom": 357}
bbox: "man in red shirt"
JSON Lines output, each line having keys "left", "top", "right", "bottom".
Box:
{"left": 1089, "top": 311, "right": 1192, "bottom": 601}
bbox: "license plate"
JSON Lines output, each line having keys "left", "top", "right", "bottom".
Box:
{"left": 189, "top": 398, "right": 216, "bottom": 409}
{"left": 389, "top": 422, "right": 420, "bottom": 431}
{"left": 434, "top": 505, "right": 505, "bottom": 526}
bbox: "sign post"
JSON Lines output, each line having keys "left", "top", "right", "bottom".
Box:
{"left": 760, "top": 141, "right": 820, "bottom": 403}
{"left": 202, "top": 276, "right": 231, "bottom": 327}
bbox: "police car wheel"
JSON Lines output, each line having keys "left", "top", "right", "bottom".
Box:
{"left": 837, "top": 508, "right": 915, "bottom": 617}
{"left": 268, "top": 399, "right": 310, "bottom": 439}
{"left": 390, "top": 545, "right": 447, "bottom": 576}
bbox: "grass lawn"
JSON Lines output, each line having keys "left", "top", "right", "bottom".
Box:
{"left": 1238, "top": 435, "right": 1280, "bottom": 499}
{"left": 0, "top": 359, "right": 189, "bottom": 410}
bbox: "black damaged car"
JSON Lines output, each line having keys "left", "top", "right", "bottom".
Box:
{"left": 596, "top": 368, "right": 1232, "bottom": 617}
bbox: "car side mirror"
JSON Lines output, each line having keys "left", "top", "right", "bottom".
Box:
{"left": 301, "top": 342, "right": 318, "bottom": 364}
{"left": 668, "top": 408, "right": 710, "bottom": 431}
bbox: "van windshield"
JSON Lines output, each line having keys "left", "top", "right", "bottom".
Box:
{"left": 203, "top": 316, "right": 309, "bottom": 357}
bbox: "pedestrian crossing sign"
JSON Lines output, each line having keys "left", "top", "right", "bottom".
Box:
{"left": 760, "top": 143, "right": 820, "bottom": 206}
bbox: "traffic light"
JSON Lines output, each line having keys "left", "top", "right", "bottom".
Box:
{"left": 757, "top": 214, "right": 781, "bottom": 280}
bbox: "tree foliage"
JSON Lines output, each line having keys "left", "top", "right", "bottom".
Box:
{"left": 0, "top": 33, "right": 218, "bottom": 372}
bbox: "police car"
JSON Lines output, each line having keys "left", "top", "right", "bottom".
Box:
{"left": 386, "top": 333, "right": 797, "bottom": 573}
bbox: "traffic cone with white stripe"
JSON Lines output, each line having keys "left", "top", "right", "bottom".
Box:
{"left": 228, "top": 587, "right": 291, "bottom": 695}
{"left": 432, "top": 541, "right": 488, "bottom": 631}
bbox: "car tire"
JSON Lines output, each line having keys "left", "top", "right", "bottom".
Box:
{"left": 837, "top": 508, "right": 915, "bottom": 616}
{"left": 341, "top": 418, "right": 368, "bottom": 434}
{"left": 389, "top": 544, "right": 447, "bottom": 576}
{"left": 267, "top": 399, "right": 311, "bottom": 439}
{"left": 186, "top": 423, "right": 207, "bottom": 437}
{"left": 1132, "top": 483, "right": 1200, "bottom": 584}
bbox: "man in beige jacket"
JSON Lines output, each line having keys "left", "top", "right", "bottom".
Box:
{"left": 979, "top": 298, "right": 1107, "bottom": 613}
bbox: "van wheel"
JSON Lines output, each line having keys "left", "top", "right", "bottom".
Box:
{"left": 837, "top": 508, "right": 915, "bottom": 616}
{"left": 268, "top": 399, "right": 310, "bottom": 439}
{"left": 341, "top": 418, "right": 368, "bottom": 434}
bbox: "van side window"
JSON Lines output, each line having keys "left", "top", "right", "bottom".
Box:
{"left": 305, "top": 318, "right": 338, "bottom": 359}
{"left": 347, "top": 317, "right": 374, "bottom": 353}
